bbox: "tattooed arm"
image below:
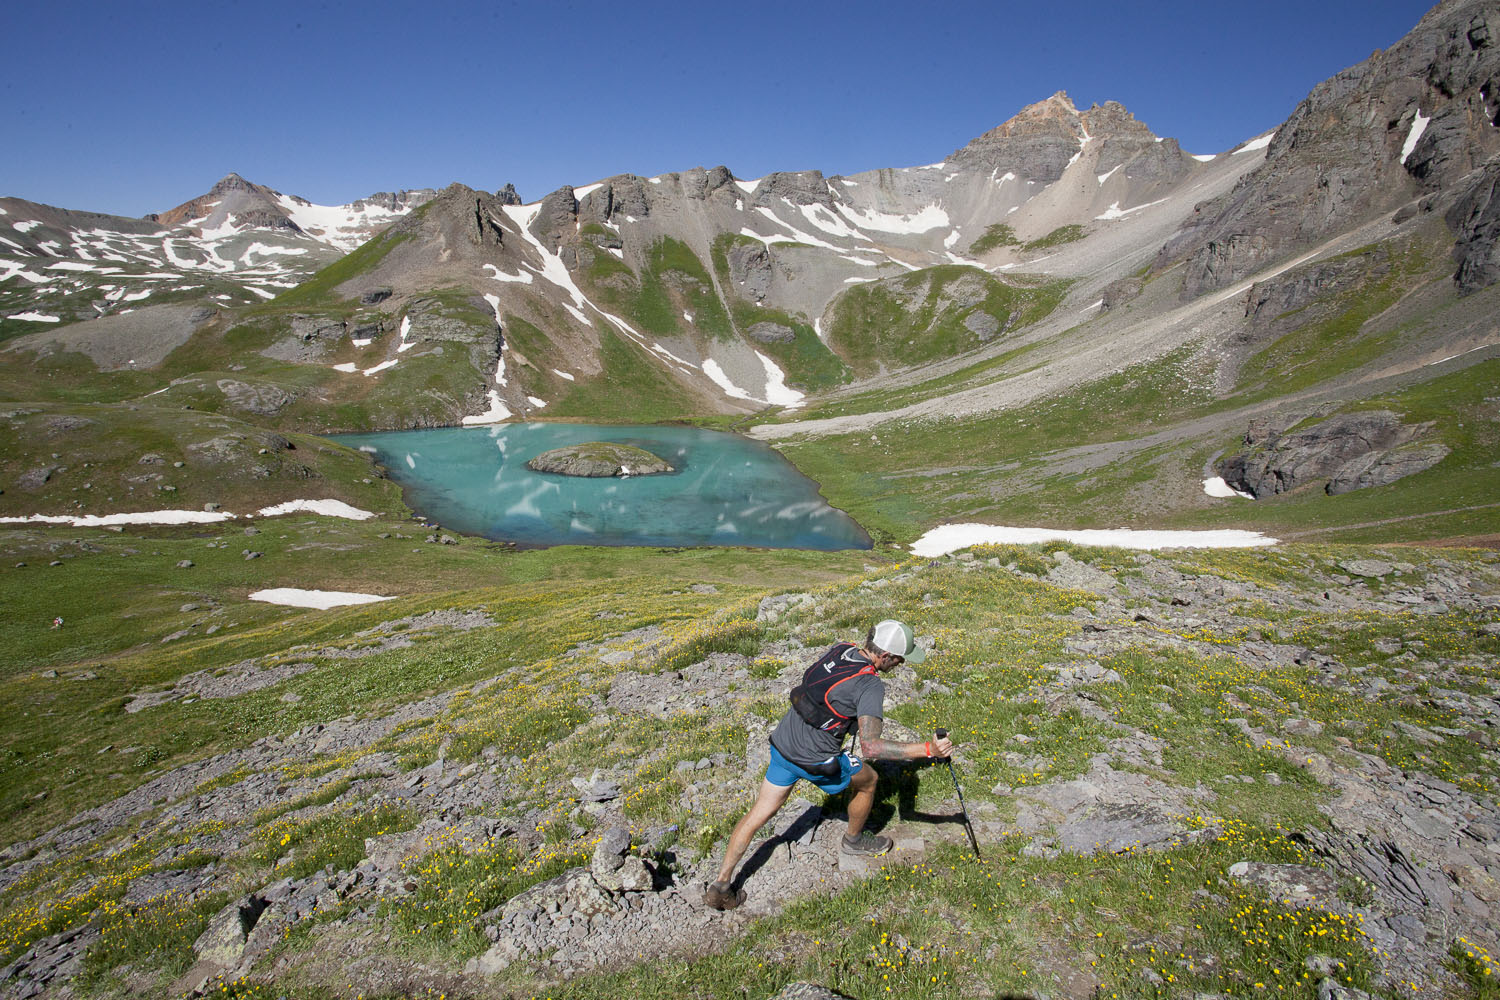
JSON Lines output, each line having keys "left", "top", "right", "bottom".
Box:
{"left": 857, "top": 716, "right": 955, "bottom": 761}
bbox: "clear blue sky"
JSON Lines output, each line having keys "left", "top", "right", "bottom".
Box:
{"left": 3, "top": 0, "right": 1437, "bottom": 218}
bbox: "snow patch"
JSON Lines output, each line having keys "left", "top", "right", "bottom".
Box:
{"left": 734, "top": 178, "right": 759, "bottom": 194}
{"left": 13, "top": 220, "right": 42, "bottom": 233}
{"left": 552, "top": 369, "right": 575, "bottom": 381}
{"left": 248, "top": 588, "right": 392, "bottom": 609}
{"left": 527, "top": 396, "right": 547, "bottom": 408}
{"left": 396, "top": 315, "right": 414, "bottom": 352}
{"left": 7, "top": 311, "right": 61, "bottom": 322}
{"left": 1203, "top": 477, "right": 1254, "bottom": 500}
{"left": 1096, "top": 165, "right": 1122, "bottom": 185}
{"left": 756, "top": 351, "right": 804, "bottom": 408}
{"left": 332, "top": 362, "right": 359, "bottom": 373}
{"left": 1095, "top": 198, "right": 1169, "bottom": 221}
{"left": 833, "top": 202, "right": 949, "bottom": 235}
{"left": 1190, "top": 153, "right": 1217, "bottom": 162}
{"left": 1400, "top": 109, "right": 1431, "bottom": 165}
{"left": 483, "top": 292, "right": 503, "bottom": 325}
{"left": 1235, "top": 132, "right": 1275, "bottom": 154}
{"left": 701, "top": 359, "right": 755, "bottom": 401}
{"left": 0, "top": 509, "right": 233, "bottom": 527}
{"left": 462, "top": 392, "right": 512, "bottom": 425}
{"left": 257, "top": 499, "right": 376, "bottom": 520}
{"left": 909, "top": 524, "right": 1278, "bottom": 558}
{"left": 483, "top": 263, "right": 533, "bottom": 284}
{"left": 363, "top": 359, "right": 398, "bottom": 376}
{"left": 798, "top": 203, "right": 873, "bottom": 243}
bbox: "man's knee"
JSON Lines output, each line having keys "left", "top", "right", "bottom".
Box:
{"left": 851, "top": 763, "right": 878, "bottom": 790}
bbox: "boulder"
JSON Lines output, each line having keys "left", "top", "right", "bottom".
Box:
{"left": 1099, "top": 277, "right": 1143, "bottom": 311}
{"left": 1217, "top": 410, "right": 1443, "bottom": 498}
{"left": 193, "top": 894, "right": 269, "bottom": 967}
{"left": 747, "top": 321, "right": 796, "bottom": 344}
{"left": 962, "top": 310, "right": 1001, "bottom": 341}
{"left": 526, "top": 442, "right": 674, "bottom": 478}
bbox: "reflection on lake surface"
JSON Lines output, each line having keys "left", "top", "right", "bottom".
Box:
{"left": 332, "top": 423, "right": 871, "bottom": 551}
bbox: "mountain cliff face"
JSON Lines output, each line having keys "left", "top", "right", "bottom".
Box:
{"left": 1156, "top": 0, "right": 1500, "bottom": 298}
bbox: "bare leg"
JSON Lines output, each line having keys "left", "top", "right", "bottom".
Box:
{"left": 843, "top": 762, "right": 878, "bottom": 838}
{"left": 715, "top": 779, "right": 794, "bottom": 885}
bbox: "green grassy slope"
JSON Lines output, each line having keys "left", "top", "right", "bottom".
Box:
{"left": 825, "top": 266, "right": 1070, "bottom": 377}
{"left": 2, "top": 531, "right": 1494, "bottom": 998}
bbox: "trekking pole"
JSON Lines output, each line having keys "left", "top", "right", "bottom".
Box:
{"left": 935, "top": 729, "right": 982, "bottom": 860}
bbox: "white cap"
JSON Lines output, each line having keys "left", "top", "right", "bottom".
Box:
{"left": 871, "top": 619, "right": 925, "bottom": 663}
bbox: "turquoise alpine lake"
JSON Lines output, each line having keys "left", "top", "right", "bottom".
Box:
{"left": 332, "top": 423, "right": 871, "bottom": 551}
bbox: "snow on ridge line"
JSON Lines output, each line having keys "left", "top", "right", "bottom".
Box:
{"left": 249, "top": 588, "right": 392, "bottom": 609}
{"left": 1235, "top": 132, "right": 1276, "bottom": 155}
{"left": 909, "top": 523, "right": 1278, "bottom": 558}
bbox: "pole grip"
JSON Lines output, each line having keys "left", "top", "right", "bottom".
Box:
{"left": 935, "top": 728, "right": 947, "bottom": 740}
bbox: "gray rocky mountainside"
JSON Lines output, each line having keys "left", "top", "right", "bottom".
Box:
{"left": 1156, "top": 0, "right": 1500, "bottom": 297}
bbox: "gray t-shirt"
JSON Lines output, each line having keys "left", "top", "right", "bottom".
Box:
{"left": 770, "top": 648, "right": 886, "bottom": 767}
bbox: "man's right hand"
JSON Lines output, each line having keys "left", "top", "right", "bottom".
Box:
{"left": 931, "top": 732, "right": 955, "bottom": 759}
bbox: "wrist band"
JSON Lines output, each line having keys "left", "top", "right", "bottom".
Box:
{"left": 923, "top": 741, "right": 933, "bottom": 758}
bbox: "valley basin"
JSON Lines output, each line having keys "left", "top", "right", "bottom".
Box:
{"left": 332, "top": 423, "right": 871, "bottom": 551}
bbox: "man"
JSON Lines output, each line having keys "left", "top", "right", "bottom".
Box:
{"left": 705, "top": 619, "right": 955, "bottom": 910}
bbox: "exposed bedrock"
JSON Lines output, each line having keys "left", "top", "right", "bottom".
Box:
{"left": 1218, "top": 410, "right": 1450, "bottom": 498}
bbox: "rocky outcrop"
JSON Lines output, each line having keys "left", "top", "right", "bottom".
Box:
{"left": 1447, "top": 158, "right": 1500, "bottom": 293}
{"left": 262, "top": 315, "right": 346, "bottom": 363}
{"left": 495, "top": 183, "right": 522, "bottom": 206}
{"left": 530, "top": 186, "right": 579, "bottom": 252}
{"left": 1243, "top": 248, "right": 1393, "bottom": 332}
{"left": 577, "top": 176, "right": 652, "bottom": 225}
{"left": 754, "top": 170, "right": 836, "bottom": 210}
{"left": 725, "top": 240, "right": 774, "bottom": 301}
{"left": 216, "top": 379, "right": 295, "bottom": 417}
{"left": 1157, "top": 1, "right": 1500, "bottom": 298}
{"left": 746, "top": 321, "right": 796, "bottom": 344}
{"left": 1217, "top": 410, "right": 1448, "bottom": 497}
{"left": 525, "top": 442, "right": 674, "bottom": 477}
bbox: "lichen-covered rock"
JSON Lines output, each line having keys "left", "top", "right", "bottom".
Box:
{"left": 525, "top": 442, "right": 673, "bottom": 478}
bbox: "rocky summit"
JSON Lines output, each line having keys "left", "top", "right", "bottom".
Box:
{"left": 1, "top": 2, "right": 1499, "bottom": 999}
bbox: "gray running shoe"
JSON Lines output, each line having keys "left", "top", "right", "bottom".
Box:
{"left": 840, "top": 831, "right": 893, "bottom": 856}
{"left": 704, "top": 880, "right": 746, "bottom": 910}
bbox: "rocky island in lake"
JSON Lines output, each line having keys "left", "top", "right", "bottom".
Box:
{"left": 525, "top": 441, "right": 674, "bottom": 478}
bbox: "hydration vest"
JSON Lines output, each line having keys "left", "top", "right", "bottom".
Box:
{"left": 789, "top": 642, "right": 877, "bottom": 740}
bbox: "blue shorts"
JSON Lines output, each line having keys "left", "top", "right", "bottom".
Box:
{"left": 766, "top": 743, "right": 862, "bottom": 794}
